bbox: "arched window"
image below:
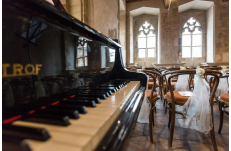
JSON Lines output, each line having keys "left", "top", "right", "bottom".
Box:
{"left": 138, "top": 21, "right": 156, "bottom": 58}
{"left": 182, "top": 17, "right": 202, "bottom": 58}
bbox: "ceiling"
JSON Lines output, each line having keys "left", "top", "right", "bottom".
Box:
{"left": 178, "top": 1, "right": 214, "bottom": 13}
{"left": 130, "top": 7, "right": 160, "bottom": 16}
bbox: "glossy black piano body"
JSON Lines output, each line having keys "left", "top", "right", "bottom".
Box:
{"left": 2, "top": 0, "right": 147, "bottom": 150}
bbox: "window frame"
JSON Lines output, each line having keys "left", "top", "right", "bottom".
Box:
{"left": 182, "top": 17, "right": 202, "bottom": 58}
{"left": 137, "top": 21, "right": 156, "bottom": 58}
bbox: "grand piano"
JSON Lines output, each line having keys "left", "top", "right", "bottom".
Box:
{"left": 2, "top": 0, "right": 147, "bottom": 150}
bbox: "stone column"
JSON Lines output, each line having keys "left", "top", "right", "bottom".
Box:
{"left": 160, "top": 8, "right": 179, "bottom": 63}
{"left": 214, "top": 0, "right": 229, "bottom": 62}
{"left": 120, "top": 10, "right": 126, "bottom": 66}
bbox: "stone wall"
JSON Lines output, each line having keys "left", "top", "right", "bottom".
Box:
{"left": 214, "top": 0, "right": 229, "bottom": 62}
{"left": 160, "top": 8, "right": 179, "bottom": 64}
{"left": 126, "top": 0, "right": 229, "bottom": 65}
{"left": 120, "top": 10, "right": 126, "bottom": 66}
{"left": 178, "top": 9, "right": 207, "bottom": 66}
{"left": 133, "top": 14, "right": 158, "bottom": 67}
{"left": 93, "top": 0, "right": 119, "bottom": 39}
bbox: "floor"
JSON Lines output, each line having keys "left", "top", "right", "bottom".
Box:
{"left": 127, "top": 99, "right": 229, "bottom": 151}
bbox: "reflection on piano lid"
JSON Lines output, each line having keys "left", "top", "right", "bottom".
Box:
{"left": 2, "top": 0, "right": 147, "bottom": 150}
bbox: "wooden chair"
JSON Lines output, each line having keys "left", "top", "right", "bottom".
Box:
{"left": 218, "top": 93, "right": 229, "bottom": 134}
{"left": 142, "top": 70, "right": 162, "bottom": 143}
{"left": 163, "top": 70, "right": 222, "bottom": 151}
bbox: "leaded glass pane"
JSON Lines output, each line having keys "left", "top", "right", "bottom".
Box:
{"left": 192, "top": 34, "right": 202, "bottom": 46}
{"left": 143, "top": 22, "right": 150, "bottom": 28}
{"left": 188, "top": 17, "right": 196, "bottom": 25}
{"left": 147, "top": 37, "right": 155, "bottom": 48}
{"left": 148, "top": 48, "right": 155, "bottom": 57}
{"left": 182, "top": 35, "right": 191, "bottom": 46}
{"left": 138, "top": 49, "right": 145, "bottom": 58}
{"left": 138, "top": 37, "right": 146, "bottom": 48}
{"left": 138, "top": 31, "right": 146, "bottom": 37}
{"left": 182, "top": 47, "right": 191, "bottom": 58}
{"left": 77, "top": 48, "right": 84, "bottom": 58}
{"left": 193, "top": 27, "right": 202, "bottom": 34}
{"left": 195, "top": 22, "right": 200, "bottom": 26}
{"left": 78, "top": 58, "right": 84, "bottom": 66}
{"left": 85, "top": 57, "right": 88, "bottom": 66}
{"left": 192, "top": 47, "right": 202, "bottom": 57}
{"left": 147, "top": 31, "right": 155, "bottom": 37}
{"left": 182, "top": 28, "right": 190, "bottom": 35}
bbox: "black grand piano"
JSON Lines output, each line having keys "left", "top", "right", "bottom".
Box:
{"left": 2, "top": 0, "right": 147, "bottom": 150}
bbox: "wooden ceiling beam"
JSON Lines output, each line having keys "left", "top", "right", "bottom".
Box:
{"left": 163, "top": 0, "right": 171, "bottom": 9}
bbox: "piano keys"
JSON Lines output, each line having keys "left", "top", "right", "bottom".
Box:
{"left": 11, "top": 81, "right": 141, "bottom": 151}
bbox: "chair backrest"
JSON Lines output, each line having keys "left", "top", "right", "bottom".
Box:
{"left": 163, "top": 70, "right": 222, "bottom": 113}
{"left": 142, "top": 70, "right": 162, "bottom": 101}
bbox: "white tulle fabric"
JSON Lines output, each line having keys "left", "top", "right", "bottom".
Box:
{"left": 215, "top": 70, "right": 229, "bottom": 97}
{"left": 175, "top": 75, "right": 189, "bottom": 91}
{"left": 181, "top": 70, "right": 212, "bottom": 134}
{"left": 137, "top": 75, "right": 151, "bottom": 123}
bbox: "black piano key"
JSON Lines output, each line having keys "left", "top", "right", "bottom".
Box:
{"left": 80, "top": 91, "right": 109, "bottom": 97}
{"left": 69, "top": 89, "right": 112, "bottom": 96}
{"left": 21, "top": 114, "right": 70, "bottom": 126}
{"left": 68, "top": 96, "right": 101, "bottom": 104}
{"left": 47, "top": 105, "right": 87, "bottom": 114}
{"left": 97, "top": 84, "right": 122, "bottom": 89}
{"left": 69, "top": 93, "right": 107, "bottom": 99}
{"left": 2, "top": 136, "right": 31, "bottom": 151}
{"left": 77, "top": 86, "right": 117, "bottom": 93}
{"left": 37, "top": 109, "right": 79, "bottom": 119}
{"left": 37, "top": 97, "right": 96, "bottom": 107}
{"left": 37, "top": 98, "right": 96, "bottom": 107}
{"left": 58, "top": 100, "right": 96, "bottom": 107}
{"left": 2, "top": 124, "right": 50, "bottom": 141}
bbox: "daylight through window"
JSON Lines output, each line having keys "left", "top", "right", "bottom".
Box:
{"left": 182, "top": 17, "right": 202, "bottom": 58}
{"left": 138, "top": 21, "right": 156, "bottom": 58}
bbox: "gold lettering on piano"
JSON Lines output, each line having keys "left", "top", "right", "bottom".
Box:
{"left": 2, "top": 64, "right": 42, "bottom": 77}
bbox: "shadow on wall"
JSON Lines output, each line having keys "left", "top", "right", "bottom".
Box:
{"left": 108, "top": 28, "right": 117, "bottom": 39}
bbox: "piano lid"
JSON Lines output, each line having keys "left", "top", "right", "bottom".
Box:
{"left": 3, "top": 0, "right": 121, "bottom": 49}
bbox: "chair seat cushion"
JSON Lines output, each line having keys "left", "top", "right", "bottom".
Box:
{"left": 163, "top": 83, "right": 175, "bottom": 87}
{"left": 172, "top": 78, "right": 177, "bottom": 82}
{"left": 147, "top": 82, "right": 158, "bottom": 88}
{"left": 149, "top": 78, "right": 154, "bottom": 82}
{"left": 146, "top": 90, "right": 157, "bottom": 99}
{"left": 220, "top": 93, "right": 229, "bottom": 103}
{"left": 166, "top": 91, "right": 190, "bottom": 103}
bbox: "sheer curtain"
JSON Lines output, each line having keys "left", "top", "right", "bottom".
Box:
{"left": 181, "top": 68, "right": 212, "bottom": 134}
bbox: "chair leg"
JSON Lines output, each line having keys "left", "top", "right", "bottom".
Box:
{"left": 218, "top": 103, "right": 224, "bottom": 134}
{"left": 210, "top": 128, "right": 218, "bottom": 151}
{"left": 149, "top": 110, "right": 153, "bottom": 143}
{"left": 168, "top": 104, "right": 172, "bottom": 128}
{"left": 169, "top": 106, "right": 175, "bottom": 147}
{"left": 165, "top": 104, "right": 168, "bottom": 115}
